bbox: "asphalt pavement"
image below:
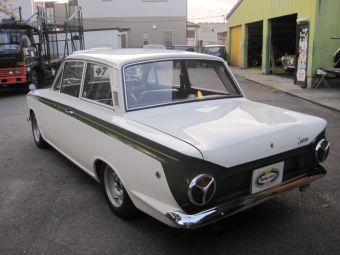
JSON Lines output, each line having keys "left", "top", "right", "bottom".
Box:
{"left": 0, "top": 77, "right": 339, "bottom": 255}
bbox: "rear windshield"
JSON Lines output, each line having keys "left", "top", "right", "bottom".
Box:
{"left": 124, "top": 59, "right": 241, "bottom": 110}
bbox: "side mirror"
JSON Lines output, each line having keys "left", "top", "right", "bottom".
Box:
{"left": 29, "top": 84, "right": 37, "bottom": 90}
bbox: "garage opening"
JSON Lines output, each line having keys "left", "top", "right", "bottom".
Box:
{"left": 247, "top": 21, "right": 263, "bottom": 68}
{"left": 270, "top": 14, "right": 297, "bottom": 77}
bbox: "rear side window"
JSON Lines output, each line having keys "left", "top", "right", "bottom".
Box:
{"left": 60, "top": 61, "right": 85, "bottom": 98}
{"left": 82, "top": 63, "right": 113, "bottom": 106}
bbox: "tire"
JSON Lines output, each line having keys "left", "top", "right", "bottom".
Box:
{"left": 102, "top": 165, "right": 138, "bottom": 219}
{"left": 31, "top": 112, "right": 48, "bottom": 149}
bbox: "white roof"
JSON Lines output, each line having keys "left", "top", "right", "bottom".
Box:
{"left": 67, "top": 48, "right": 222, "bottom": 68}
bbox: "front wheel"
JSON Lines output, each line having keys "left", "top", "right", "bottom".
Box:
{"left": 102, "top": 165, "right": 138, "bottom": 219}
{"left": 31, "top": 112, "right": 48, "bottom": 148}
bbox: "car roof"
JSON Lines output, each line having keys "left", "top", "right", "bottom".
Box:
{"left": 67, "top": 48, "right": 222, "bottom": 68}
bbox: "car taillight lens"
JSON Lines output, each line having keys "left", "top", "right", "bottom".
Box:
{"left": 188, "top": 174, "right": 216, "bottom": 206}
{"left": 315, "top": 139, "right": 330, "bottom": 163}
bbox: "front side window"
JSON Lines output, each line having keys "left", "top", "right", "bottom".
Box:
{"left": 82, "top": 63, "right": 113, "bottom": 106}
{"left": 60, "top": 61, "right": 84, "bottom": 98}
{"left": 124, "top": 60, "right": 241, "bottom": 110}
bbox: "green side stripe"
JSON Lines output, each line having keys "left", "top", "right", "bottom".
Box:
{"left": 73, "top": 110, "right": 179, "bottom": 162}
{"left": 31, "top": 94, "right": 179, "bottom": 163}
{"left": 28, "top": 93, "right": 219, "bottom": 213}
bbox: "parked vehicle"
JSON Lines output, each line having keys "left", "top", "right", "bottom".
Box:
{"left": 27, "top": 49, "right": 330, "bottom": 229}
{"left": 0, "top": 6, "right": 84, "bottom": 89}
{"left": 281, "top": 54, "right": 296, "bottom": 71}
{"left": 171, "top": 45, "right": 195, "bottom": 52}
{"left": 202, "top": 45, "right": 229, "bottom": 63}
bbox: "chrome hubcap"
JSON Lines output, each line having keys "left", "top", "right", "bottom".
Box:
{"left": 32, "top": 115, "right": 40, "bottom": 142}
{"left": 104, "top": 167, "right": 124, "bottom": 207}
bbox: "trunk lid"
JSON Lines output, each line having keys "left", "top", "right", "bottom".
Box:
{"left": 126, "top": 98, "right": 327, "bottom": 168}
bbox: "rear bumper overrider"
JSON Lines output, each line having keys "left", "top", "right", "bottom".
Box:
{"left": 166, "top": 170, "right": 326, "bottom": 229}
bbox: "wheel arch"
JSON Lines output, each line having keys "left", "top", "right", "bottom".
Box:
{"left": 93, "top": 158, "right": 122, "bottom": 184}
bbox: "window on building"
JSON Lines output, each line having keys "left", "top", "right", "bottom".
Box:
{"left": 121, "top": 33, "right": 127, "bottom": 48}
{"left": 44, "top": 2, "right": 54, "bottom": 23}
{"left": 164, "top": 31, "right": 173, "bottom": 48}
{"left": 187, "top": 30, "right": 195, "bottom": 38}
{"left": 143, "top": 32, "right": 149, "bottom": 45}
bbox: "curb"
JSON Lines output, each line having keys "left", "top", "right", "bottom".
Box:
{"left": 235, "top": 74, "right": 340, "bottom": 114}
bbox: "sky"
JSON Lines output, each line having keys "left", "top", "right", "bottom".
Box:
{"left": 30, "top": 0, "right": 239, "bottom": 23}
{"left": 188, "top": 0, "right": 239, "bottom": 23}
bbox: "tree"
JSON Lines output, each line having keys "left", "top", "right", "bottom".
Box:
{"left": 0, "top": 0, "right": 16, "bottom": 18}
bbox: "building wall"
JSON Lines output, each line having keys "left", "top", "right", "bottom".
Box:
{"left": 82, "top": 17, "right": 186, "bottom": 48}
{"left": 198, "top": 23, "right": 227, "bottom": 46}
{"left": 187, "top": 26, "right": 198, "bottom": 47}
{"left": 313, "top": 0, "right": 340, "bottom": 72}
{"left": 78, "top": 0, "right": 186, "bottom": 18}
{"left": 227, "top": 0, "right": 318, "bottom": 82}
{"left": 78, "top": 0, "right": 187, "bottom": 47}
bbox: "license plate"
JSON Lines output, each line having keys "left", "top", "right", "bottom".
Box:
{"left": 251, "top": 162, "right": 284, "bottom": 194}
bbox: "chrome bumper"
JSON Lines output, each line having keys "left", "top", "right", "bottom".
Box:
{"left": 166, "top": 173, "right": 325, "bottom": 229}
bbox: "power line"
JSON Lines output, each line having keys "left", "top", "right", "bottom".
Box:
{"left": 188, "top": 14, "right": 225, "bottom": 21}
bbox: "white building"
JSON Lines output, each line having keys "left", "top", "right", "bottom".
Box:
{"left": 197, "top": 23, "right": 227, "bottom": 47}
{"left": 77, "top": 0, "right": 187, "bottom": 48}
{"left": 1, "top": 0, "right": 187, "bottom": 49}
{"left": 187, "top": 21, "right": 200, "bottom": 50}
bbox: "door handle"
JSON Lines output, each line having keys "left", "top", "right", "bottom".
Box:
{"left": 65, "top": 110, "right": 74, "bottom": 116}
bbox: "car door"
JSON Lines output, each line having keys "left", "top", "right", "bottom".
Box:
{"left": 70, "top": 61, "right": 117, "bottom": 172}
{"left": 42, "top": 60, "right": 86, "bottom": 157}
{"left": 44, "top": 60, "right": 117, "bottom": 175}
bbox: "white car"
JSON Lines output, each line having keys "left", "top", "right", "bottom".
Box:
{"left": 27, "top": 49, "right": 330, "bottom": 229}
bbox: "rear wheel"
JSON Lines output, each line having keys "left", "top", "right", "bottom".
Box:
{"left": 31, "top": 112, "right": 48, "bottom": 148}
{"left": 102, "top": 165, "right": 138, "bottom": 219}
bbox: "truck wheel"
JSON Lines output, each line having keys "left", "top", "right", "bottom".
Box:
{"left": 30, "top": 70, "right": 40, "bottom": 88}
{"left": 102, "top": 165, "right": 138, "bottom": 219}
{"left": 31, "top": 112, "right": 48, "bottom": 149}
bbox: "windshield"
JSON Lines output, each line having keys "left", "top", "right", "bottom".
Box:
{"left": 204, "top": 47, "right": 222, "bottom": 54}
{"left": 124, "top": 59, "right": 241, "bottom": 110}
{"left": 0, "top": 32, "right": 21, "bottom": 50}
